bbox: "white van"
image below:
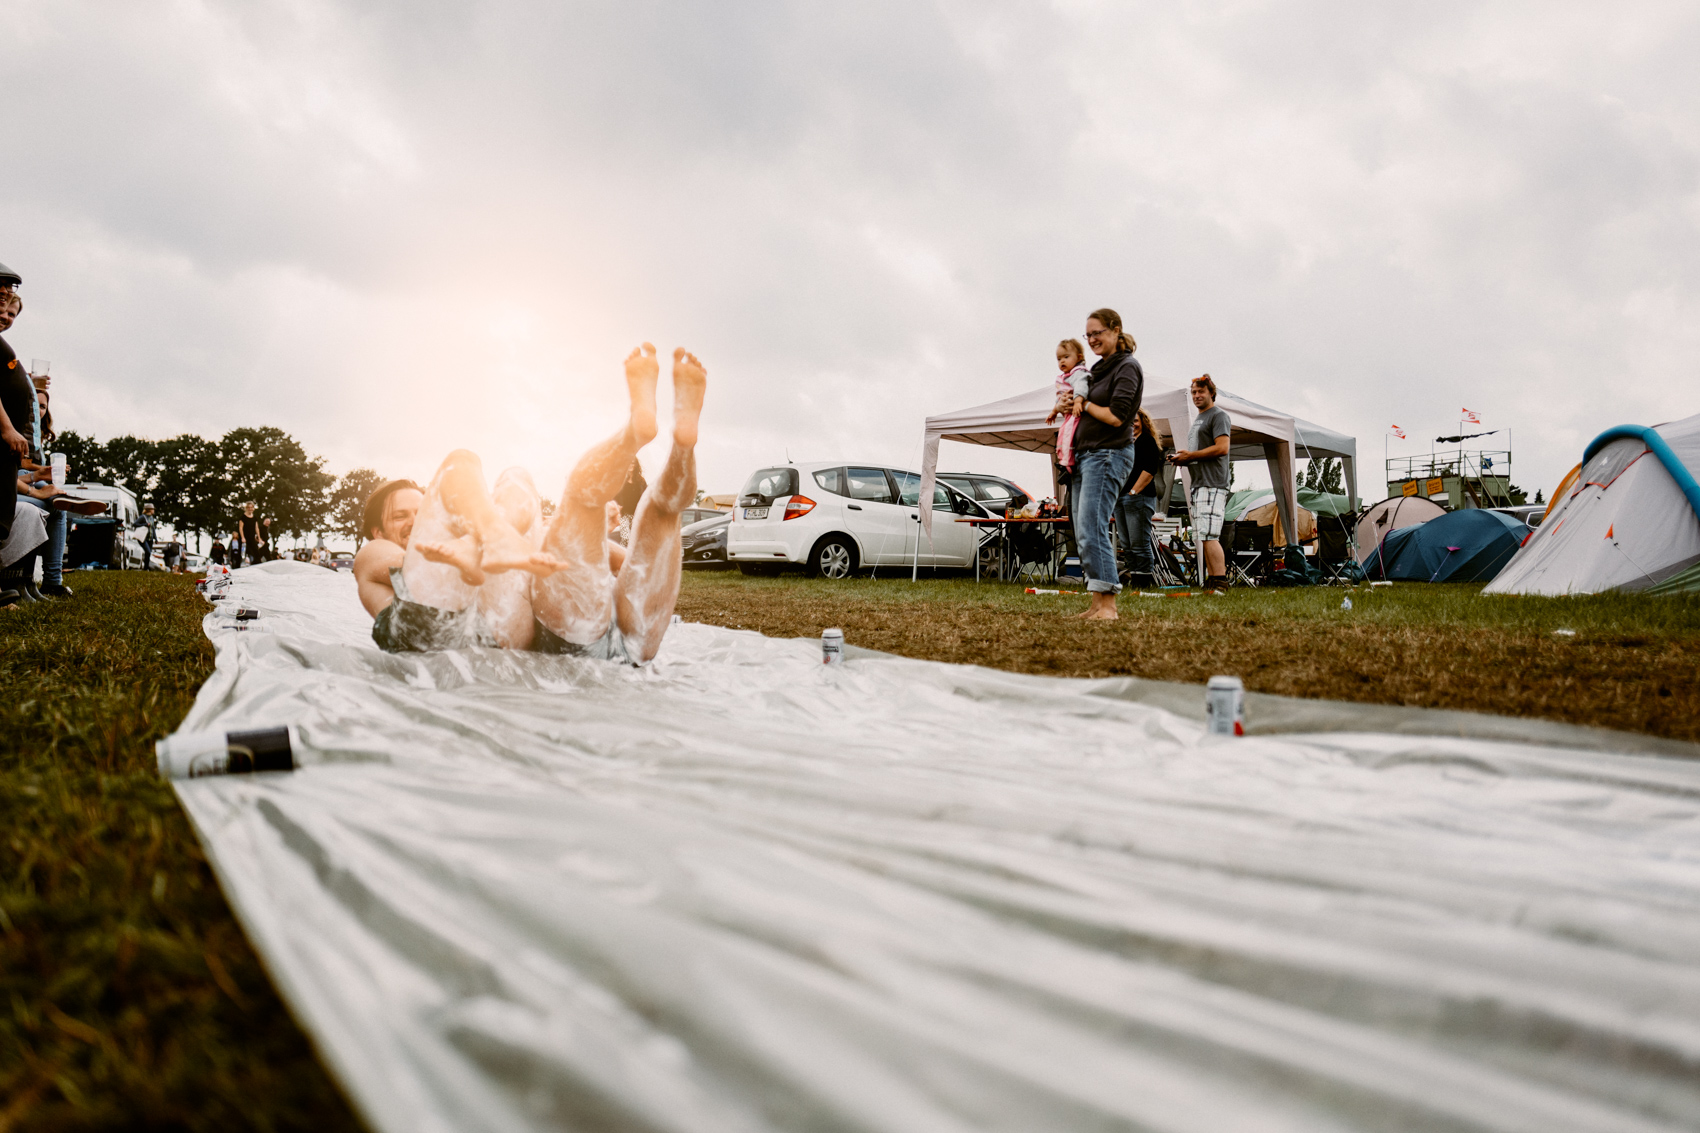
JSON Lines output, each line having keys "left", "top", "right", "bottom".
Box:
{"left": 726, "top": 461, "right": 990, "bottom": 578}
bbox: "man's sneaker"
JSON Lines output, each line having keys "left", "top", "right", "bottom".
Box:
{"left": 0, "top": 589, "right": 19, "bottom": 608}
{"left": 40, "top": 582, "right": 74, "bottom": 598}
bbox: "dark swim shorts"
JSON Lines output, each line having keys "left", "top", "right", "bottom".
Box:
{"left": 373, "top": 566, "right": 634, "bottom": 663}
{"left": 371, "top": 567, "right": 496, "bottom": 653}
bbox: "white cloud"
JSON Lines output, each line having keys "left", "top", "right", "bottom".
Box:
{"left": 5, "top": 0, "right": 1699, "bottom": 514}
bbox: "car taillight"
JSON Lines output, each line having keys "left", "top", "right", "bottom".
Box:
{"left": 782, "top": 495, "right": 816, "bottom": 521}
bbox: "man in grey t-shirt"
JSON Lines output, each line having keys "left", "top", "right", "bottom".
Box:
{"left": 1168, "top": 375, "right": 1232, "bottom": 588}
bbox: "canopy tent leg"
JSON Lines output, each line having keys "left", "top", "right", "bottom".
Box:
{"left": 1264, "top": 442, "right": 1298, "bottom": 557}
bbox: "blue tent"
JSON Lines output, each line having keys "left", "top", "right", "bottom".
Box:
{"left": 1362, "top": 508, "right": 1531, "bottom": 583}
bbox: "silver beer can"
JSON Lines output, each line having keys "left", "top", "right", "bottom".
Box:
{"left": 156, "top": 725, "right": 297, "bottom": 780}
{"left": 1205, "top": 675, "right": 1245, "bottom": 736}
{"left": 821, "top": 627, "right": 844, "bottom": 665}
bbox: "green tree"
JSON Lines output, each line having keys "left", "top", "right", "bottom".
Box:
{"left": 329, "top": 468, "right": 386, "bottom": 544}
{"left": 54, "top": 430, "right": 104, "bottom": 486}
{"left": 1301, "top": 457, "right": 1343, "bottom": 494}
{"left": 98, "top": 435, "right": 167, "bottom": 507}
{"left": 153, "top": 435, "right": 227, "bottom": 551}
{"left": 219, "top": 427, "right": 335, "bottom": 541}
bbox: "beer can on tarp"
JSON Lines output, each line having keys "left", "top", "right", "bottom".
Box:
{"left": 1205, "top": 675, "right": 1245, "bottom": 736}
{"left": 821, "top": 628, "right": 844, "bottom": 665}
{"left": 156, "top": 725, "right": 297, "bottom": 780}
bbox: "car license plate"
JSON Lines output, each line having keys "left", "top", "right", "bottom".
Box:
{"left": 744, "top": 507, "right": 769, "bottom": 520}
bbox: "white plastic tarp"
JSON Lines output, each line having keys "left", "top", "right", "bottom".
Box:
{"left": 170, "top": 562, "right": 1700, "bottom": 1133}
{"left": 1487, "top": 412, "right": 1700, "bottom": 595}
{"left": 917, "top": 382, "right": 1359, "bottom": 565}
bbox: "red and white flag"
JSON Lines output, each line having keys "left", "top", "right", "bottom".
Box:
{"left": 1462, "top": 408, "right": 1481, "bottom": 424}
{"left": 1389, "top": 425, "right": 1406, "bottom": 439}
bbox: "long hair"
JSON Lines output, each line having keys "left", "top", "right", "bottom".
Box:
{"left": 1087, "top": 307, "right": 1136, "bottom": 354}
{"left": 1134, "top": 407, "right": 1156, "bottom": 441}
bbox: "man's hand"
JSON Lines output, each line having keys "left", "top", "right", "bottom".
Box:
{"left": 2, "top": 425, "right": 26, "bottom": 458}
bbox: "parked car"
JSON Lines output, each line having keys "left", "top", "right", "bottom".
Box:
{"left": 330, "top": 551, "right": 355, "bottom": 572}
{"left": 726, "top": 462, "right": 992, "bottom": 579}
{"left": 936, "top": 473, "right": 1034, "bottom": 516}
{"left": 57, "top": 481, "right": 145, "bottom": 570}
{"left": 681, "top": 512, "right": 731, "bottom": 568}
{"left": 679, "top": 506, "right": 724, "bottom": 527}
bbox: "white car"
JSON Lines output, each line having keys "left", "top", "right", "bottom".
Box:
{"left": 726, "top": 461, "right": 991, "bottom": 578}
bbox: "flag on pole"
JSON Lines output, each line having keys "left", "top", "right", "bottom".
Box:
{"left": 1389, "top": 425, "right": 1406, "bottom": 439}
{"left": 1462, "top": 408, "right": 1481, "bottom": 424}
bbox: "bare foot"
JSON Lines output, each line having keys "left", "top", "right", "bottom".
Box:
{"left": 671, "top": 347, "right": 708, "bottom": 448}
{"left": 625, "top": 343, "right": 660, "bottom": 447}
{"left": 416, "top": 539, "right": 486, "bottom": 586}
{"left": 1081, "top": 608, "right": 1120, "bottom": 621}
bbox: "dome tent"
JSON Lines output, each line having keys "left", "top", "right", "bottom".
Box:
{"left": 1354, "top": 496, "right": 1446, "bottom": 565}
{"left": 1362, "top": 508, "right": 1530, "bottom": 583}
{"left": 1486, "top": 414, "right": 1700, "bottom": 596}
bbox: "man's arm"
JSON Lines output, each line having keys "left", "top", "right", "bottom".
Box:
{"left": 1171, "top": 434, "right": 1230, "bottom": 465}
{"left": 353, "top": 539, "right": 406, "bottom": 618}
{"left": 0, "top": 402, "right": 25, "bottom": 458}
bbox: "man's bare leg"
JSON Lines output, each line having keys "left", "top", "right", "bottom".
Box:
{"left": 404, "top": 450, "right": 564, "bottom": 615}
{"left": 613, "top": 348, "right": 706, "bottom": 661}
{"left": 532, "top": 344, "right": 660, "bottom": 644}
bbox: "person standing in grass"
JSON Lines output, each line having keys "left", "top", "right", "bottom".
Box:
{"left": 1072, "top": 308, "right": 1143, "bottom": 620}
{"left": 0, "top": 264, "right": 30, "bottom": 550}
{"left": 1168, "top": 375, "right": 1232, "bottom": 589}
{"left": 1116, "top": 408, "right": 1165, "bottom": 589}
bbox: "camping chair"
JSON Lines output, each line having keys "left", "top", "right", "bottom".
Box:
{"left": 1153, "top": 531, "right": 1195, "bottom": 587}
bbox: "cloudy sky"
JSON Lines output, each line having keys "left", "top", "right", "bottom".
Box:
{"left": 5, "top": 1, "right": 1697, "bottom": 509}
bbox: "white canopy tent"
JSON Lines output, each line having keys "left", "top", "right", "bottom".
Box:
{"left": 918, "top": 381, "right": 1359, "bottom": 580}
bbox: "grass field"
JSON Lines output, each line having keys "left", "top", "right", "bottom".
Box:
{"left": 3, "top": 567, "right": 1697, "bottom": 1130}
{"left": 677, "top": 570, "right": 1700, "bottom": 742}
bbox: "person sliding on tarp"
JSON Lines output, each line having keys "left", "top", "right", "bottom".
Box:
{"left": 352, "top": 343, "right": 707, "bottom": 665}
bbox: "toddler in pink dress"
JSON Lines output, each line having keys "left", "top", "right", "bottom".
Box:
{"left": 1046, "top": 339, "right": 1090, "bottom": 470}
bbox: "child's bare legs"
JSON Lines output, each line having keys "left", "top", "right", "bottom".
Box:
{"left": 533, "top": 344, "right": 660, "bottom": 644}
{"left": 471, "top": 467, "right": 544, "bottom": 649}
{"left": 405, "top": 450, "right": 563, "bottom": 613}
{"left": 614, "top": 348, "right": 705, "bottom": 661}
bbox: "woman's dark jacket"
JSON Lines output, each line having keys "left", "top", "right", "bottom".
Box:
{"left": 1074, "top": 352, "right": 1143, "bottom": 452}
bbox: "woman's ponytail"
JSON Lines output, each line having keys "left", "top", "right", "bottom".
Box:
{"left": 1117, "top": 332, "right": 1136, "bottom": 354}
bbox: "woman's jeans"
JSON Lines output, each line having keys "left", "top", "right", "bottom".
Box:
{"left": 19, "top": 497, "right": 65, "bottom": 585}
{"left": 1073, "top": 446, "right": 1136, "bottom": 594}
{"left": 1115, "top": 492, "right": 1156, "bottom": 576}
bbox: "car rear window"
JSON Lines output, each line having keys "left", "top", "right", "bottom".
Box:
{"left": 812, "top": 467, "right": 845, "bottom": 496}
{"left": 845, "top": 467, "right": 893, "bottom": 503}
{"left": 974, "top": 479, "right": 1016, "bottom": 502}
{"left": 739, "top": 467, "right": 800, "bottom": 506}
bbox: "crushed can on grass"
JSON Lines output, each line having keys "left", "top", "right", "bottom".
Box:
{"left": 821, "top": 627, "right": 844, "bottom": 665}
{"left": 1205, "top": 675, "right": 1245, "bottom": 736}
{"left": 156, "top": 725, "right": 297, "bottom": 780}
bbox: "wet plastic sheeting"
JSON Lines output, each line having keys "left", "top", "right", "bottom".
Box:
{"left": 173, "top": 562, "right": 1700, "bottom": 1133}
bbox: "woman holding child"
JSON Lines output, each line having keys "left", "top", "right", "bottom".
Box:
{"left": 1068, "top": 307, "right": 1143, "bottom": 620}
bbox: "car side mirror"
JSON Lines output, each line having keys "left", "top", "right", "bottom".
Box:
{"left": 953, "top": 494, "right": 975, "bottom": 515}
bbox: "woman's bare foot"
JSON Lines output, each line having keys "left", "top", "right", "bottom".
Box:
{"left": 1080, "top": 592, "right": 1119, "bottom": 620}
{"left": 625, "top": 343, "right": 660, "bottom": 447}
{"left": 416, "top": 538, "right": 486, "bottom": 586}
{"left": 671, "top": 348, "right": 707, "bottom": 448}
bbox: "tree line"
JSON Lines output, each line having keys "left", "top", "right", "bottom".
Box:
{"left": 55, "top": 426, "right": 386, "bottom": 549}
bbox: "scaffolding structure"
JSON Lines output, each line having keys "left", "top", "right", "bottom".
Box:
{"left": 1385, "top": 447, "right": 1515, "bottom": 510}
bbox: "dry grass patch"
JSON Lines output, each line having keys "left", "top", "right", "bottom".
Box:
{"left": 676, "top": 571, "right": 1700, "bottom": 742}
